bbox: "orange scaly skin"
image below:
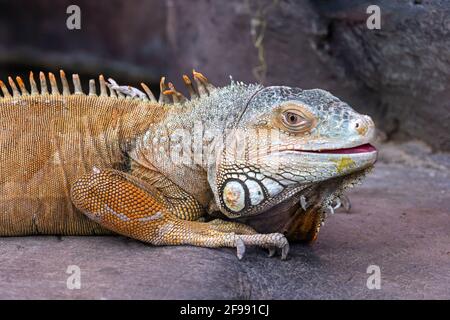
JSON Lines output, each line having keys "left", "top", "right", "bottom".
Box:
{"left": 71, "top": 169, "right": 285, "bottom": 252}
{"left": 0, "top": 92, "right": 162, "bottom": 235}
{"left": 0, "top": 69, "right": 377, "bottom": 260}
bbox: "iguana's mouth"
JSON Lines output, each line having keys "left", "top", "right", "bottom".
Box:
{"left": 302, "top": 143, "right": 377, "bottom": 155}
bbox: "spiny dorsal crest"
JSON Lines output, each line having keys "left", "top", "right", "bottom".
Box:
{"left": 0, "top": 69, "right": 215, "bottom": 105}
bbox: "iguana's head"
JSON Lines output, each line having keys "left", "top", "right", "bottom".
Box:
{"left": 208, "top": 85, "right": 377, "bottom": 224}
{"left": 122, "top": 71, "right": 377, "bottom": 241}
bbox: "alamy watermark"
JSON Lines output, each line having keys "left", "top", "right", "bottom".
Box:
{"left": 366, "top": 5, "right": 381, "bottom": 30}
{"left": 366, "top": 264, "right": 381, "bottom": 289}
{"left": 66, "top": 265, "right": 81, "bottom": 290}
{"left": 66, "top": 5, "right": 81, "bottom": 30}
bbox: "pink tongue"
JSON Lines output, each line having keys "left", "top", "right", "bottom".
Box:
{"left": 319, "top": 143, "right": 377, "bottom": 154}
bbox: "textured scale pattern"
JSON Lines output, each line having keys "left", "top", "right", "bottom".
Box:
{"left": 0, "top": 68, "right": 376, "bottom": 260}
{"left": 0, "top": 71, "right": 166, "bottom": 235}
{"left": 71, "top": 168, "right": 288, "bottom": 257}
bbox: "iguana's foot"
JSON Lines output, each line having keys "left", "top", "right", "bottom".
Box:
{"left": 234, "top": 233, "right": 289, "bottom": 260}
{"left": 337, "top": 194, "right": 352, "bottom": 213}
{"left": 196, "top": 220, "right": 288, "bottom": 259}
{"left": 328, "top": 194, "right": 352, "bottom": 215}
{"left": 70, "top": 168, "right": 290, "bottom": 260}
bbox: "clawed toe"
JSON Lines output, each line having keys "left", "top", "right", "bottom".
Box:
{"left": 235, "top": 237, "right": 246, "bottom": 260}
{"left": 233, "top": 233, "right": 289, "bottom": 260}
{"left": 268, "top": 247, "right": 276, "bottom": 257}
{"left": 268, "top": 242, "right": 289, "bottom": 260}
{"left": 281, "top": 242, "right": 290, "bottom": 260}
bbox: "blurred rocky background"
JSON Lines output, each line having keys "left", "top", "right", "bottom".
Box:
{"left": 0, "top": 0, "right": 448, "bottom": 150}
{"left": 0, "top": 0, "right": 448, "bottom": 299}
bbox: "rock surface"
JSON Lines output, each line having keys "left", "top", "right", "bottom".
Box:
{"left": 1, "top": 149, "right": 448, "bottom": 299}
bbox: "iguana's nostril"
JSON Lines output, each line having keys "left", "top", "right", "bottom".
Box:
{"left": 353, "top": 117, "right": 369, "bottom": 136}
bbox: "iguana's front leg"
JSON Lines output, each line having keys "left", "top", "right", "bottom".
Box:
{"left": 130, "top": 161, "right": 205, "bottom": 221}
{"left": 70, "top": 168, "right": 289, "bottom": 259}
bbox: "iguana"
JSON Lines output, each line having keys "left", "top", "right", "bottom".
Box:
{"left": 0, "top": 70, "right": 377, "bottom": 260}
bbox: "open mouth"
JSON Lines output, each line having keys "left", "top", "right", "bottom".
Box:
{"left": 304, "top": 143, "right": 377, "bottom": 154}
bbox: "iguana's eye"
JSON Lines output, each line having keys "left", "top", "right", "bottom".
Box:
{"left": 284, "top": 112, "right": 303, "bottom": 126}
{"left": 281, "top": 109, "right": 314, "bottom": 132}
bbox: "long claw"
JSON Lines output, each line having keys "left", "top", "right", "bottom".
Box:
{"left": 333, "top": 197, "right": 342, "bottom": 210}
{"left": 274, "top": 233, "right": 289, "bottom": 260}
{"left": 281, "top": 243, "right": 290, "bottom": 260}
{"left": 235, "top": 237, "right": 246, "bottom": 260}
{"left": 268, "top": 247, "right": 276, "bottom": 257}
{"left": 231, "top": 232, "right": 288, "bottom": 260}
{"left": 327, "top": 205, "right": 335, "bottom": 215}
{"left": 341, "top": 194, "right": 352, "bottom": 213}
